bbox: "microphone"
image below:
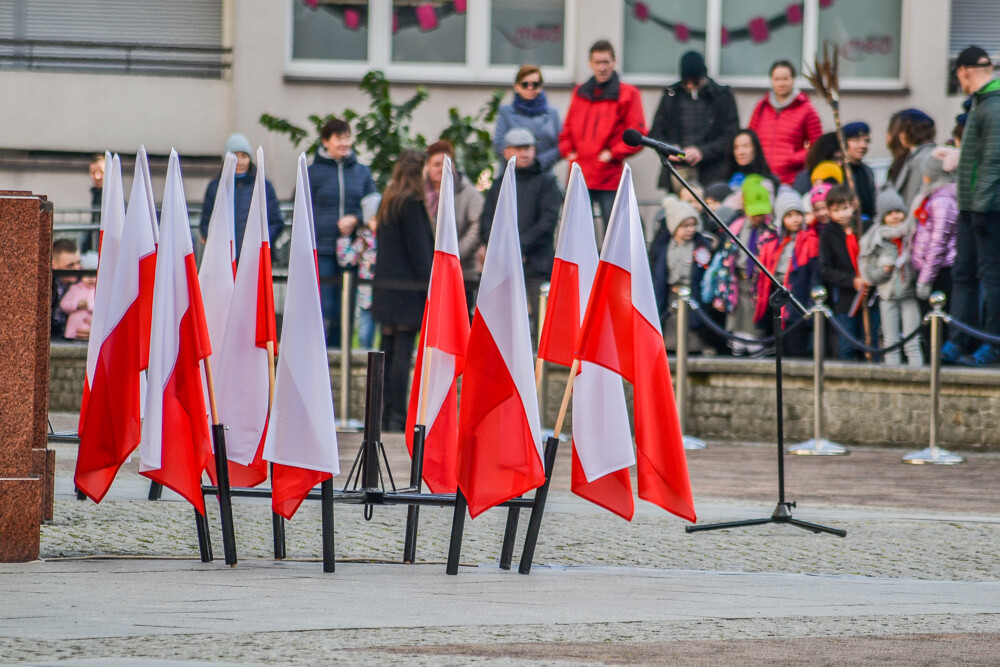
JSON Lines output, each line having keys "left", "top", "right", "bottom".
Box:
{"left": 622, "top": 129, "right": 686, "bottom": 158}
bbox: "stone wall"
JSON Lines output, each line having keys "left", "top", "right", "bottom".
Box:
{"left": 49, "top": 343, "right": 1000, "bottom": 451}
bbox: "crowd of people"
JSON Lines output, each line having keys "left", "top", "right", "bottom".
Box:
{"left": 54, "top": 41, "right": 1000, "bottom": 429}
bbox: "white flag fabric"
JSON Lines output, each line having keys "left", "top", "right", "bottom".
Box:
{"left": 199, "top": 151, "right": 238, "bottom": 396}
{"left": 263, "top": 153, "right": 339, "bottom": 475}
{"left": 214, "top": 147, "right": 272, "bottom": 471}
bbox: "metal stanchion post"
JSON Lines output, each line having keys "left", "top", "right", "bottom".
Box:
{"left": 674, "top": 287, "right": 705, "bottom": 450}
{"left": 903, "top": 292, "right": 964, "bottom": 465}
{"left": 789, "top": 287, "right": 849, "bottom": 455}
{"left": 337, "top": 272, "right": 363, "bottom": 432}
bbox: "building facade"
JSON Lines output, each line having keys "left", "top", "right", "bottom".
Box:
{"left": 0, "top": 0, "right": 989, "bottom": 213}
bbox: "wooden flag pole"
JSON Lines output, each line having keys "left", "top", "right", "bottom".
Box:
{"left": 551, "top": 358, "right": 579, "bottom": 441}
{"left": 203, "top": 357, "right": 221, "bottom": 426}
{"left": 266, "top": 341, "right": 276, "bottom": 409}
{"left": 418, "top": 347, "right": 433, "bottom": 427}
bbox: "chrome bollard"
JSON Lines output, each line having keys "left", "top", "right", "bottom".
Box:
{"left": 789, "top": 287, "right": 849, "bottom": 456}
{"left": 903, "top": 292, "right": 964, "bottom": 464}
{"left": 674, "top": 287, "right": 706, "bottom": 450}
{"left": 337, "top": 271, "right": 364, "bottom": 432}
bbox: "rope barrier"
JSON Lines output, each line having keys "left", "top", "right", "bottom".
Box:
{"left": 685, "top": 299, "right": 810, "bottom": 346}
{"left": 824, "top": 308, "right": 922, "bottom": 355}
{"left": 941, "top": 315, "right": 1000, "bottom": 347}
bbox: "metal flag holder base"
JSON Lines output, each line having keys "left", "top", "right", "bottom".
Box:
{"left": 653, "top": 157, "right": 845, "bottom": 539}
{"left": 902, "top": 447, "right": 965, "bottom": 465}
{"left": 682, "top": 436, "right": 707, "bottom": 450}
{"left": 787, "top": 438, "right": 849, "bottom": 456}
{"left": 197, "top": 351, "right": 558, "bottom": 574}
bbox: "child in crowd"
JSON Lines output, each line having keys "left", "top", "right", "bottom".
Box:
{"left": 819, "top": 185, "right": 868, "bottom": 360}
{"left": 703, "top": 174, "right": 775, "bottom": 355}
{"left": 860, "top": 190, "right": 922, "bottom": 366}
{"left": 911, "top": 146, "right": 959, "bottom": 304}
{"left": 805, "top": 182, "right": 833, "bottom": 234}
{"left": 60, "top": 252, "right": 98, "bottom": 341}
{"left": 650, "top": 196, "right": 718, "bottom": 353}
{"left": 754, "top": 187, "right": 820, "bottom": 357}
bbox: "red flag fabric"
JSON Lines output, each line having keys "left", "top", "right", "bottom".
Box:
{"left": 139, "top": 150, "right": 213, "bottom": 514}
{"left": 405, "top": 158, "right": 470, "bottom": 493}
{"left": 456, "top": 157, "right": 544, "bottom": 519}
{"left": 576, "top": 165, "right": 696, "bottom": 523}
{"left": 75, "top": 150, "right": 158, "bottom": 503}
{"left": 537, "top": 164, "right": 635, "bottom": 520}
{"left": 263, "top": 154, "right": 339, "bottom": 520}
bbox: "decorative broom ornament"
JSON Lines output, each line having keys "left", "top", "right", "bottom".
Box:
{"left": 805, "top": 41, "right": 872, "bottom": 353}
{"left": 805, "top": 41, "right": 859, "bottom": 230}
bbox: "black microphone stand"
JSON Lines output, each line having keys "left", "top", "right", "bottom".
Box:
{"left": 656, "top": 154, "right": 845, "bottom": 537}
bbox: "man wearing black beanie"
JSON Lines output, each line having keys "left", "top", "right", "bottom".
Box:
{"left": 649, "top": 50, "right": 739, "bottom": 193}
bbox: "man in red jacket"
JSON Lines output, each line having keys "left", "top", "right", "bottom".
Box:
{"left": 559, "top": 39, "right": 646, "bottom": 238}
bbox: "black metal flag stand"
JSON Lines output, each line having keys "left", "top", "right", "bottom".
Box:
{"left": 199, "top": 350, "right": 559, "bottom": 572}
{"left": 653, "top": 154, "right": 846, "bottom": 538}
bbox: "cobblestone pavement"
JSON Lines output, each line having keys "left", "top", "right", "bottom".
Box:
{"left": 4, "top": 414, "right": 998, "bottom": 665}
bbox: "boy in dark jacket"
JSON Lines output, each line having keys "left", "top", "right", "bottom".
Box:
{"left": 308, "top": 118, "right": 377, "bottom": 347}
{"left": 819, "top": 185, "right": 870, "bottom": 359}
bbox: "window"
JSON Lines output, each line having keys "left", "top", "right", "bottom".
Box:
{"left": 0, "top": 0, "right": 227, "bottom": 77}
{"left": 622, "top": 0, "right": 904, "bottom": 88}
{"left": 288, "top": 0, "right": 574, "bottom": 83}
{"left": 949, "top": 0, "right": 1000, "bottom": 93}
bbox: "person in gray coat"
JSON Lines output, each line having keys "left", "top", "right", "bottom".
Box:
{"left": 493, "top": 64, "right": 561, "bottom": 173}
{"left": 859, "top": 189, "right": 922, "bottom": 366}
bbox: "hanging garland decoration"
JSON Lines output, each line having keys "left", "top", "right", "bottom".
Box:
{"left": 302, "top": 1, "right": 466, "bottom": 34}
{"left": 624, "top": 0, "right": 833, "bottom": 46}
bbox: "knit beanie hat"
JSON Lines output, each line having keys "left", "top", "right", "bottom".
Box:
{"left": 875, "top": 188, "right": 907, "bottom": 223}
{"left": 922, "top": 145, "right": 960, "bottom": 184}
{"left": 772, "top": 187, "right": 805, "bottom": 235}
{"left": 811, "top": 160, "right": 844, "bottom": 185}
{"left": 809, "top": 182, "right": 834, "bottom": 209}
{"left": 662, "top": 195, "right": 699, "bottom": 236}
{"left": 224, "top": 132, "right": 253, "bottom": 156}
{"left": 704, "top": 182, "right": 732, "bottom": 203}
{"left": 742, "top": 174, "right": 773, "bottom": 217}
{"left": 680, "top": 50, "right": 707, "bottom": 81}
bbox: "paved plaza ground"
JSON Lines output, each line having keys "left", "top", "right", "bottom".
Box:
{"left": 1, "top": 413, "right": 998, "bottom": 665}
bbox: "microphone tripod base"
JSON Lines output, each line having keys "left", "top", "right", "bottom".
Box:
{"left": 685, "top": 501, "right": 847, "bottom": 537}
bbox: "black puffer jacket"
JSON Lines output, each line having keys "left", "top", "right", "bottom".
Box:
{"left": 307, "top": 150, "right": 377, "bottom": 255}
{"left": 649, "top": 78, "right": 740, "bottom": 191}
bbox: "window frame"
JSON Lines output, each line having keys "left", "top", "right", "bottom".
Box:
{"left": 620, "top": 0, "right": 907, "bottom": 91}
{"left": 284, "top": 0, "right": 577, "bottom": 84}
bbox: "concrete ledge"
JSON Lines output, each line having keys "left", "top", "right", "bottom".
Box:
{"left": 49, "top": 343, "right": 1000, "bottom": 451}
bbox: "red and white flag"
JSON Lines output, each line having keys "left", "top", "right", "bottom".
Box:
{"left": 198, "top": 152, "right": 237, "bottom": 419}
{"left": 537, "top": 164, "right": 635, "bottom": 520}
{"left": 456, "top": 157, "right": 544, "bottom": 519}
{"left": 211, "top": 147, "right": 276, "bottom": 488}
{"left": 576, "top": 165, "right": 696, "bottom": 523}
{"left": 405, "top": 156, "right": 470, "bottom": 493}
{"left": 139, "top": 150, "right": 214, "bottom": 514}
{"left": 263, "top": 153, "right": 338, "bottom": 520}
{"left": 75, "top": 150, "right": 158, "bottom": 503}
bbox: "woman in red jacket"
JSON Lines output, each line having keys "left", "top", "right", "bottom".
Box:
{"left": 748, "top": 60, "right": 823, "bottom": 185}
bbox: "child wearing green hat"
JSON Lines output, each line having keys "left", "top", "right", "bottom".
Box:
{"left": 701, "top": 173, "right": 775, "bottom": 354}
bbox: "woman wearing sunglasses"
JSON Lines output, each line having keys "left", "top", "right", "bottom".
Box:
{"left": 493, "top": 64, "right": 562, "bottom": 173}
